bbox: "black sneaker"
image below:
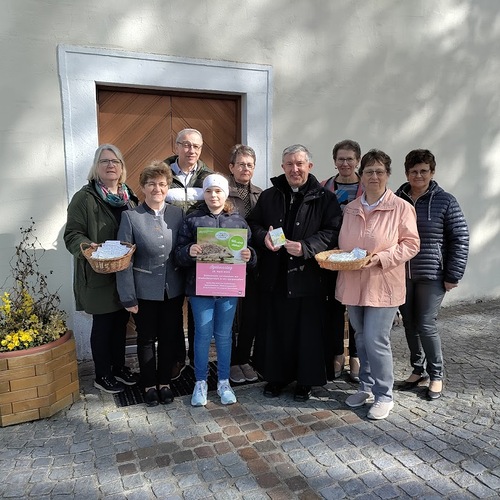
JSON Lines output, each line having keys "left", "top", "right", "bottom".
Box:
{"left": 94, "top": 375, "right": 125, "bottom": 394}
{"left": 113, "top": 366, "right": 138, "bottom": 386}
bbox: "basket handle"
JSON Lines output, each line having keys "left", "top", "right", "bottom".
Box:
{"left": 79, "top": 241, "right": 99, "bottom": 254}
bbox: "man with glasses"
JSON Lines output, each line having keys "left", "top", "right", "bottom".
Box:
{"left": 164, "top": 128, "right": 214, "bottom": 378}
{"left": 164, "top": 128, "right": 214, "bottom": 214}
{"left": 321, "top": 140, "right": 363, "bottom": 384}
{"left": 248, "top": 144, "right": 342, "bottom": 402}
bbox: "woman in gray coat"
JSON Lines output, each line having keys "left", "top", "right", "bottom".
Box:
{"left": 117, "top": 161, "right": 185, "bottom": 406}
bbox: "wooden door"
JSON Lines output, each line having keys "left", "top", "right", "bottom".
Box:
{"left": 97, "top": 88, "right": 241, "bottom": 345}
{"left": 97, "top": 88, "right": 241, "bottom": 200}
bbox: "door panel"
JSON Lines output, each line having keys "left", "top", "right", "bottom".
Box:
{"left": 98, "top": 89, "right": 240, "bottom": 198}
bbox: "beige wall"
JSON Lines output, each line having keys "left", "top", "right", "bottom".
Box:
{"left": 1, "top": 0, "right": 498, "bottom": 358}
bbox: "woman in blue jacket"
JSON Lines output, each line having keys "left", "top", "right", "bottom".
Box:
{"left": 396, "top": 149, "right": 469, "bottom": 400}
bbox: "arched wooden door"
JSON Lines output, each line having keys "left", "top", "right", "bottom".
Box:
{"left": 97, "top": 88, "right": 241, "bottom": 200}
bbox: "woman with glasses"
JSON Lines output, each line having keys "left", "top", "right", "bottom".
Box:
{"left": 64, "top": 144, "right": 139, "bottom": 394}
{"left": 336, "top": 149, "right": 420, "bottom": 420}
{"left": 227, "top": 144, "right": 263, "bottom": 385}
{"left": 396, "top": 149, "right": 469, "bottom": 400}
{"left": 116, "top": 161, "right": 185, "bottom": 406}
{"left": 322, "top": 140, "right": 363, "bottom": 383}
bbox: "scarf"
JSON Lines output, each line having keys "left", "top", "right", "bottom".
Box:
{"left": 95, "top": 179, "right": 130, "bottom": 207}
{"left": 235, "top": 181, "right": 252, "bottom": 217}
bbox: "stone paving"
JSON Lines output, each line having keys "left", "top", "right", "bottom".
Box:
{"left": 0, "top": 299, "right": 499, "bottom": 499}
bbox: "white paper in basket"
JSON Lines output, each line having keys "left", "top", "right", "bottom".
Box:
{"left": 327, "top": 247, "right": 367, "bottom": 262}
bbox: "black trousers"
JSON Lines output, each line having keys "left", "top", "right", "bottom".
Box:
{"left": 257, "top": 292, "right": 327, "bottom": 387}
{"left": 133, "top": 294, "right": 184, "bottom": 387}
{"left": 91, "top": 308, "right": 130, "bottom": 379}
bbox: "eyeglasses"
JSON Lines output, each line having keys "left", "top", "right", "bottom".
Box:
{"left": 145, "top": 182, "right": 168, "bottom": 189}
{"left": 177, "top": 141, "right": 202, "bottom": 151}
{"left": 336, "top": 157, "right": 357, "bottom": 165}
{"left": 408, "top": 169, "right": 431, "bottom": 177}
{"left": 235, "top": 162, "right": 255, "bottom": 170}
{"left": 363, "top": 169, "right": 387, "bottom": 177}
{"left": 99, "top": 159, "right": 122, "bottom": 166}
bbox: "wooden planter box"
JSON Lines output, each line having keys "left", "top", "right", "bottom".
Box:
{"left": 0, "top": 330, "right": 80, "bottom": 427}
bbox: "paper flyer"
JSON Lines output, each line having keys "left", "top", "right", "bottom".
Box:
{"left": 195, "top": 227, "right": 248, "bottom": 297}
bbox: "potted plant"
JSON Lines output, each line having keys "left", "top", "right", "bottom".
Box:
{"left": 0, "top": 219, "right": 79, "bottom": 427}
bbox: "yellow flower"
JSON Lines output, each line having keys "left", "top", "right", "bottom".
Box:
{"left": 1, "top": 221, "right": 67, "bottom": 352}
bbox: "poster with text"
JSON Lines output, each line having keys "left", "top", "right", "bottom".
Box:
{"left": 195, "top": 227, "right": 248, "bottom": 297}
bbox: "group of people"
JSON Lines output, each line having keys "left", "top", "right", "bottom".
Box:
{"left": 64, "top": 129, "right": 469, "bottom": 420}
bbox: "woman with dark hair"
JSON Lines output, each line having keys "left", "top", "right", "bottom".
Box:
{"left": 396, "top": 149, "right": 469, "bottom": 400}
{"left": 322, "top": 139, "right": 363, "bottom": 382}
{"left": 116, "top": 161, "right": 185, "bottom": 406}
{"left": 227, "top": 144, "right": 263, "bottom": 385}
{"left": 64, "top": 144, "right": 139, "bottom": 394}
{"left": 336, "top": 149, "right": 420, "bottom": 420}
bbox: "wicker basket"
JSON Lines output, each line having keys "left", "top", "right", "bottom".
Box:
{"left": 80, "top": 242, "right": 136, "bottom": 274}
{"left": 315, "top": 249, "right": 371, "bottom": 271}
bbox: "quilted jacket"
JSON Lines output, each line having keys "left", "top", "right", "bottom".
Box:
{"left": 395, "top": 180, "right": 469, "bottom": 283}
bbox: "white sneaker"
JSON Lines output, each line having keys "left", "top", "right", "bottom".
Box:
{"left": 240, "top": 363, "right": 258, "bottom": 382}
{"left": 345, "top": 391, "right": 375, "bottom": 408}
{"left": 217, "top": 379, "right": 237, "bottom": 405}
{"left": 229, "top": 365, "right": 245, "bottom": 384}
{"left": 367, "top": 400, "right": 394, "bottom": 420}
{"left": 191, "top": 380, "right": 208, "bottom": 407}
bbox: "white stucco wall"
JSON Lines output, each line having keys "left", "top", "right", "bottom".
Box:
{"left": 1, "top": 0, "right": 499, "bottom": 359}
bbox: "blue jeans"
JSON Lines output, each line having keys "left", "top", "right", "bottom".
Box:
{"left": 190, "top": 296, "right": 238, "bottom": 382}
{"left": 399, "top": 279, "right": 446, "bottom": 381}
{"left": 347, "top": 306, "right": 398, "bottom": 402}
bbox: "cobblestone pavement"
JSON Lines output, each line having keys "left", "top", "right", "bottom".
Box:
{"left": 0, "top": 299, "right": 499, "bottom": 499}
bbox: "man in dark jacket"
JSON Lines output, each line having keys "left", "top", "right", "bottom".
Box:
{"left": 164, "top": 128, "right": 214, "bottom": 378}
{"left": 248, "top": 144, "right": 342, "bottom": 401}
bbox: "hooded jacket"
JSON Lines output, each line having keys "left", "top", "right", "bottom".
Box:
{"left": 335, "top": 189, "right": 420, "bottom": 307}
{"left": 395, "top": 180, "right": 469, "bottom": 283}
{"left": 248, "top": 173, "right": 342, "bottom": 298}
